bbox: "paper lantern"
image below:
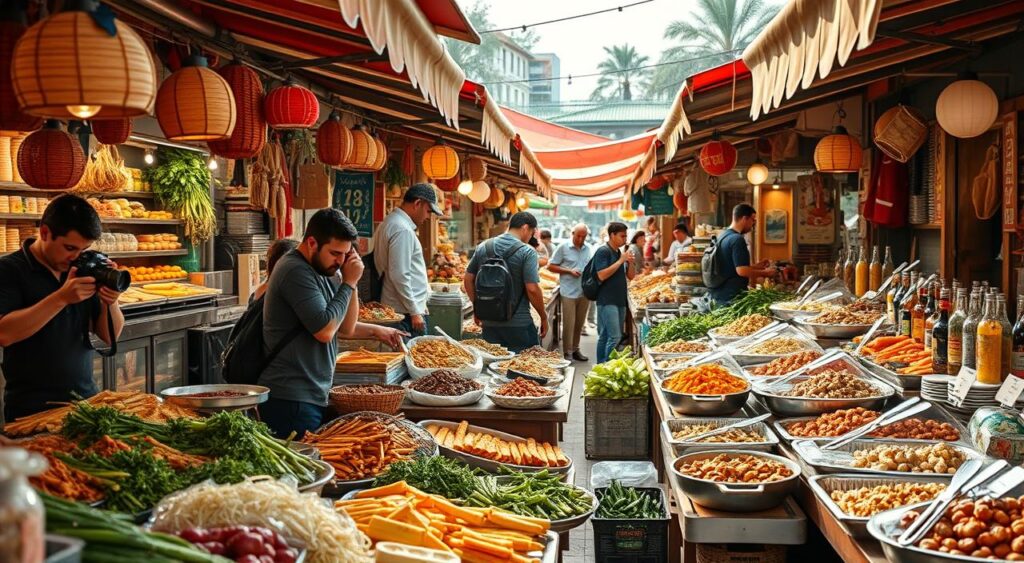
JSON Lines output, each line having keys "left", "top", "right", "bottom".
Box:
{"left": 17, "top": 120, "right": 86, "bottom": 190}
{"left": 12, "top": 10, "right": 156, "bottom": 119}
{"left": 746, "top": 161, "right": 769, "bottom": 185}
{"left": 814, "top": 126, "right": 862, "bottom": 173}
{"left": 91, "top": 118, "right": 132, "bottom": 145}
{"left": 468, "top": 180, "right": 490, "bottom": 203}
{"left": 208, "top": 63, "right": 266, "bottom": 159}
{"left": 422, "top": 141, "right": 459, "bottom": 180}
{"left": 483, "top": 187, "right": 505, "bottom": 209}
{"left": 699, "top": 139, "right": 737, "bottom": 176}
{"left": 10, "top": 134, "right": 26, "bottom": 183}
{"left": 619, "top": 209, "right": 637, "bottom": 221}
{"left": 315, "top": 112, "right": 352, "bottom": 167}
{"left": 346, "top": 126, "right": 377, "bottom": 170}
{"left": 935, "top": 78, "right": 999, "bottom": 139}
{"left": 265, "top": 82, "right": 319, "bottom": 129}
{"left": 673, "top": 190, "right": 687, "bottom": 212}
{"left": 464, "top": 156, "right": 487, "bottom": 181}
{"left": 435, "top": 175, "right": 459, "bottom": 192}
{"left": 516, "top": 191, "right": 529, "bottom": 209}
{"left": 370, "top": 136, "right": 387, "bottom": 172}
{"left": 156, "top": 56, "right": 236, "bottom": 141}
{"left": 647, "top": 175, "right": 668, "bottom": 191}
{"left": 0, "top": 20, "right": 41, "bottom": 132}
{"left": 457, "top": 180, "right": 473, "bottom": 195}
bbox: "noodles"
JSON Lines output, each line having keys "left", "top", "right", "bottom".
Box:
{"left": 150, "top": 478, "right": 373, "bottom": 563}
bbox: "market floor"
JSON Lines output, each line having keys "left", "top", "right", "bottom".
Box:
{"left": 563, "top": 330, "right": 600, "bottom": 563}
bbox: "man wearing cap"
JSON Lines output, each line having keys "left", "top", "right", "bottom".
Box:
{"left": 373, "top": 183, "right": 441, "bottom": 338}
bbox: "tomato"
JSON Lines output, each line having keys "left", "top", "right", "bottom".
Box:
{"left": 227, "top": 532, "right": 267, "bottom": 558}
{"left": 199, "top": 541, "right": 225, "bottom": 555}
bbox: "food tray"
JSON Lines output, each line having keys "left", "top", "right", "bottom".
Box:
{"left": 707, "top": 327, "right": 745, "bottom": 346}
{"left": 549, "top": 487, "right": 598, "bottom": 533}
{"left": 489, "top": 359, "right": 567, "bottom": 378}
{"left": 661, "top": 417, "right": 779, "bottom": 455}
{"left": 298, "top": 459, "right": 336, "bottom": 495}
{"left": 791, "top": 438, "right": 984, "bottom": 478}
{"left": 772, "top": 401, "right": 968, "bottom": 445}
{"left": 752, "top": 374, "right": 897, "bottom": 417}
{"left": 868, "top": 500, "right": 998, "bottom": 563}
{"left": 405, "top": 336, "right": 482, "bottom": 380}
{"left": 660, "top": 386, "right": 750, "bottom": 416}
{"left": 488, "top": 372, "right": 565, "bottom": 388}
{"left": 160, "top": 384, "right": 269, "bottom": 410}
{"left": 808, "top": 474, "right": 949, "bottom": 538}
{"left": 404, "top": 386, "right": 485, "bottom": 407}
{"left": 417, "top": 419, "right": 572, "bottom": 476}
{"left": 794, "top": 318, "right": 877, "bottom": 339}
{"left": 485, "top": 386, "right": 566, "bottom": 410}
{"left": 668, "top": 449, "right": 801, "bottom": 512}
{"left": 855, "top": 354, "right": 923, "bottom": 391}
{"left": 769, "top": 303, "right": 820, "bottom": 321}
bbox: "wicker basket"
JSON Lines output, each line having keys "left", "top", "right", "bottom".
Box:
{"left": 328, "top": 384, "right": 406, "bottom": 415}
{"left": 874, "top": 104, "right": 928, "bottom": 163}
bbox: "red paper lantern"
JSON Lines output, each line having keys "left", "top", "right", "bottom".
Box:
{"left": 673, "top": 190, "right": 687, "bottom": 212}
{"left": 435, "top": 175, "right": 460, "bottom": 192}
{"left": 0, "top": 20, "right": 42, "bottom": 133}
{"left": 265, "top": 82, "right": 319, "bottom": 129}
{"left": 316, "top": 111, "right": 352, "bottom": 167}
{"left": 91, "top": 118, "right": 132, "bottom": 145}
{"left": 648, "top": 175, "right": 668, "bottom": 191}
{"left": 17, "top": 120, "right": 85, "bottom": 190}
{"left": 699, "top": 139, "right": 737, "bottom": 176}
{"left": 209, "top": 63, "right": 266, "bottom": 159}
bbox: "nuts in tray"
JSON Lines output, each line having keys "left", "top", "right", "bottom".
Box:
{"left": 657, "top": 356, "right": 699, "bottom": 370}
{"left": 410, "top": 339, "right": 475, "bottom": 369}
{"left": 903, "top": 495, "right": 1024, "bottom": 558}
{"left": 830, "top": 482, "right": 946, "bottom": 518}
{"left": 676, "top": 453, "right": 793, "bottom": 483}
{"left": 408, "top": 370, "right": 482, "bottom": 396}
{"left": 671, "top": 424, "right": 764, "bottom": 443}
{"left": 493, "top": 357, "right": 559, "bottom": 379}
{"left": 782, "top": 370, "right": 881, "bottom": 399}
{"left": 742, "top": 337, "right": 808, "bottom": 355}
{"left": 808, "top": 302, "right": 883, "bottom": 325}
{"left": 748, "top": 351, "right": 822, "bottom": 376}
{"left": 519, "top": 346, "right": 563, "bottom": 361}
{"left": 651, "top": 340, "right": 712, "bottom": 354}
{"left": 493, "top": 378, "right": 555, "bottom": 397}
{"left": 784, "top": 407, "right": 882, "bottom": 437}
{"left": 773, "top": 301, "right": 833, "bottom": 312}
{"left": 358, "top": 301, "right": 403, "bottom": 322}
{"left": 869, "top": 419, "right": 961, "bottom": 441}
{"left": 463, "top": 339, "right": 511, "bottom": 357}
{"left": 715, "top": 314, "right": 773, "bottom": 337}
{"left": 850, "top": 442, "right": 967, "bottom": 474}
{"left": 662, "top": 364, "right": 748, "bottom": 395}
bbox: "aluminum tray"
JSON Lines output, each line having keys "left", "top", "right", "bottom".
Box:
{"left": 752, "top": 374, "right": 897, "bottom": 417}
{"left": 794, "top": 318, "right": 878, "bottom": 339}
{"left": 856, "top": 354, "right": 922, "bottom": 391}
{"left": 808, "top": 474, "right": 948, "bottom": 538}
{"left": 792, "top": 438, "right": 985, "bottom": 478}
{"left": 669, "top": 449, "right": 801, "bottom": 512}
{"left": 660, "top": 387, "right": 750, "bottom": 416}
{"left": 707, "top": 327, "right": 746, "bottom": 346}
{"left": 298, "top": 459, "right": 336, "bottom": 495}
{"left": 769, "top": 304, "right": 820, "bottom": 321}
{"left": 869, "top": 501, "right": 995, "bottom": 563}
{"left": 661, "top": 417, "right": 778, "bottom": 455}
{"left": 772, "top": 401, "right": 968, "bottom": 445}
{"left": 160, "top": 384, "right": 269, "bottom": 410}
{"left": 417, "top": 419, "right": 572, "bottom": 476}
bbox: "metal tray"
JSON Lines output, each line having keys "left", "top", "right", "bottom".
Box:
{"left": 856, "top": 354, "right": 922, "bottom": 391}
{"left": 772, "top": 401, "right": 968, "bottom": 445}
{"left": 417, "top": 419, "right": 572, "bottom": 476}
{"left": 808, "top": 474, "right": 948, "bottom": 538}
{"left": 661, "top": 417, "right": 778, "bottom": 455}
{"left": 869, "top": 501, "right": 994, "bottom": 563}
{"left": 707, "top": 327, "right": 746, "bottom": 346}
{"left": 298, "top": 459, "right": 336, "bottom": 495}
{"left": 752, "top": 374, "right": 897, "bottom": 417}
{"left": 769, "top": 303, "right": 820, "bottom": 321}
{"left": 792, "top": 438, "right": 985, "bottom": 478}
{"left": 669, "top": 449, "right": 801, "bottom": 512}
{"left": 660, "top": 387, "right": 750, "bottom": 416}
{"left": 794, "top": 318, "right": 878, "bottom": 339}
{"left": 160, "top": 384, "right": 269, "bottom": 410}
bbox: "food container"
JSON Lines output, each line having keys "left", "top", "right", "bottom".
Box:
{"left": 661, "top": 417, "right": 779, "bottom": 455}
{"left": 808, "top": 474, "right": 948, "bottom": 538}
{"left": 417, "top": 419, "right": 572, "bottom": 477}
{"left": 791, "top": 438, "right": 984, "bottom": 478}
{"left": 45, "top": 534, "right": 85, "bottom": 563}
{"left": 867, "top": 501, "right": 992, "bottom": 563}
{"left": 772, "top": 401, "right": 968, "bottom": 445}
{"left": 668, "top": 450, "right": 800, "bottom": 512}
{"left": 375, "top": 542, "right": 460, "bottom": 563}
{"left": 405, "top": 336, "right": 482, "bottom": 380}
{"left": 0, "top": 448, "right": 47, "bottom": 563}
{"left": 485, "top": 386, "right": 566, "bottom": 410}
{"left": 855, "top": 355, "right": 919, "bottom": 390}
{"left": 794, "top": 317, "right": 877, "bottom": 339}
{"left": 660, "top": 387, "right": 750, "bottom": 416}
{"left": 768, "top": 303, "right": 820, "bottom": 321}
{"left": 160, "top": 384, "right": 270, "bottom": 411}
{"left": 725, "top": 326, "right": 823, "bottom": 367}
{"left": 707, "top": 327, "right": 745, "bottom": 346}
{"left": 404, "top": 386, "right": 484, "bottom": 407}
{"left": 751, "top": 355, "right": 899, "bottom": 417}
{"left": 547, "top": 487, "right": 598, "bottom": 533}
{"left": 297, "top": 459, "right": 336, "bottom": 494}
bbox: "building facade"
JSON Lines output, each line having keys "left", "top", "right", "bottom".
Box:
{"left": 529, "top": 53, "right": 560, "bottom": 105}
{"left": 491, "top": 32, "right": 532, "bottom": 108}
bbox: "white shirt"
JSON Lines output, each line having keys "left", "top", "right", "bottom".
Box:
{"left": 663, "top": 237, "right": 693, "bottom": 266}
{"left": 373, "top": 208, "right": 429, "bottom": 315}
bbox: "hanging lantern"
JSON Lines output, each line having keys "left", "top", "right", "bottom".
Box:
{"left": 516, "top": 191, "right": 529, "bottom": 209}
{"left": 468, "top": 180, "right": 490, "bottom": 203}
{"left": 264, "top": 82, "right": 319, "bottom": 129}
{"left": 422, "top": 140, "right": 459, "bottom": 180}
{"left": 156, "top": 55, "right": 236, "bottom": 141}
{"left": 0, "top": 19, "right": 41, "bottom": 132}
{"left": 619, "top": 209, "right": 637, "bottom": 221}
{"left": 746, "top": 160, "right": 769, "bottom": 185}
{"left": 483, "top": 187, "right": 505, "bottom": 209}
{"left": 315, "top": 112, "right": 352, "bottom": 167}
{"left": 457, "top": 180, "right": 473, "bottom": 195}
{"left": 12, "top": 8, "right": 156, "bottom": 119}
{"left": 935, "top": 76, "right": 999, "bottom": 139}
{"left": 435, "top": 175, "right": 460, "bottom": 192}
{"left": 814, "top": 126, "right": 863, "bottom": 173}
{"left": 91, "top": 118, "right": 132, "bottom": 145}
{"left": 699, "top": 138, "right": 737, "bottom": 176}
{"left": 370, "top": 136, "right": 387, "bottom": 172}
{"left": 647, "top": 175, "right": 668, "bottom": 191}
{"left": 17, "top": 120, "right": 85, "bottom": 190}
{"left": 464, "top": 156, "right": 487, "bottom": 181}
{"left": 673, "top": 190, "right": 687, "bottom": 212}
{"left": 208, "top": 63, "right": 266, "bottom": 159}
{"left": 346, "top": 126, "right": 377, "bottom": 170}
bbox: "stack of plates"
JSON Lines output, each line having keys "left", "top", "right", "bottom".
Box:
{"left": 225, "top": 211, "right": 266, "bottom": 235}
{"left": 221, "top": 233, "right": 270, "bottom": 255}
{"left": 908, "top": 195, "right": 928, "bottom": 225}
{"left": 921, "top": 374, "right": 951, "bottom": 403}
{"left": 943, "top": 380, "right": 1024, "bottom": 420}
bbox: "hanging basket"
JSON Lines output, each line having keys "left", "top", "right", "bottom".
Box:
{"left": 91, "top": 118, "right": 132, "bottom": 145}
{"left": 873, "top": 105, "right": 928, "bottom": 163}
{"left": 17, "top": 120, "right": 86, "bottom": 190}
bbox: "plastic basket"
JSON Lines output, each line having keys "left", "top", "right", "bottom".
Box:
{"left": 591, "top": 486, "right": 670, "bottom": 563}
{"left": 585, "top": 396, "right": 650, "bottom": 459}
{"left": 328, "top": 384, "right": 406, "bottom": 415}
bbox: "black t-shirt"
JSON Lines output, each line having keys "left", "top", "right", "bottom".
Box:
{"left": 708, "top": 228, "right": 751, "bottom": 305}
{"left": 592, "top": 244, "right": 628, "bottom": 307}
{"left": 0, "top": 239, "right": 99, "bottom": 421}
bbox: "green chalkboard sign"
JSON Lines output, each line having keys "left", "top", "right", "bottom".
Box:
{"left": 643, "top": 187, "right": 674, "bottom": 216}
{"left": 333, "top": 171, "right": 375, "bottom": 236}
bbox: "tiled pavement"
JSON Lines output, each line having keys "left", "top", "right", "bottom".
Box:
{"left": 561, "top": 331, "right": 600, "bottom": 563}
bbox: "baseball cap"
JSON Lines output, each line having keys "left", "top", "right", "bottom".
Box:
{"left": 405, "top": 183, "right": 444, "bottom": 215}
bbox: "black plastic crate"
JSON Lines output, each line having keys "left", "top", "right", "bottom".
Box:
{"left": 591, "top": 486, "right": 670, "bottom": 563}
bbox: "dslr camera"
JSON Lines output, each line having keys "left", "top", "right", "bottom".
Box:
{"left": 72, "top": 250, "right": 131, "bottom": 292}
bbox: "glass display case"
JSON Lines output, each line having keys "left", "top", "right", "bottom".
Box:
{"left": 91, "top": 355, "right": 105, "bottom": 391}
{"left": 111, "top": 338, "right": 149, "bottom": 393}
{"left": 153, "top": 331, "right": 187, "bottom": 393}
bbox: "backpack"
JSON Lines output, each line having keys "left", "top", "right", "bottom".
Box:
{"left": 581, "top": 244, "right": 616, "bottom": 301}
{"left": 221, "top": 294, "right": 302, "bottom": 385}
{"left": 363, "top": 251, "right": 384, "bottom": 302}
{"left": 473, "top": 239, "right": 525, "bottom": 322}
{"left": 701, "top": 231, "right": 737, "bottom": 289}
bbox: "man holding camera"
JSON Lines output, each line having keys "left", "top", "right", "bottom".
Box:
{"left": 0, "top": 194, "right": 125, "bottom": 422}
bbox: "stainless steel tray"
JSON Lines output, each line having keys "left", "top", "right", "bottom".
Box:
{"left": 417, "top": 419, "right": 572, "bottom": 476}
{"left": 753, "top": 374, "right": 897, "bottom": 417}
{"left": 772, "top": 401, "right": 968, "bottom": 445}
{"left": 855, "top": 354, "right": 922, "bottom": 391}
{"left": 792, "top": 438, "right": 985, "bottom": 478}
{"left": 160, "top": 384, "right": 269, "bottom": 410}
{"left": 769, "top": 304, "right": 820, "bottom": 321}
{"left": 660, "top": 387, "right": 750, "bottom": 416}
{"left": 869, "top": 501, "right": 994, "bottom": 563}
{"left": 661, "top": 417, "right": 778, "bottom": 455}
{"left": 669, "top": 449, "right": 801, "bottom": 512}
{"left": 808, "top": 474, "right": 948, "bottom": 538}
{"left": 794, "top": 318, "right": 877, "bottom": 339}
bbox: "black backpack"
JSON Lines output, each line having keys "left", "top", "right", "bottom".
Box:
{"left": 701, "top": 231, "right": 737, "bottom": 289}
{"left": 581, "top": 244, "right": 616, "bottom": 301}
{"left": 221, "top": 294, "right": 302, "bottom": 385}
{"left": 473, "top": 239, "right": 525, "bottom": 322}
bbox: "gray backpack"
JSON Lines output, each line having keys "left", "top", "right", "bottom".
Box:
{"left": 701, "top": 231, "right": 736, "bottom": 289}
{"left": 473, "top": 239, "right": 525, "bottom": 322}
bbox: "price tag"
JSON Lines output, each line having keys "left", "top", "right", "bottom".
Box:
{"left": 996, "top": 376, "right": 1024, "bottom": 408}
{"left": 949, "top": 367, "right": 977, "bottom": 408}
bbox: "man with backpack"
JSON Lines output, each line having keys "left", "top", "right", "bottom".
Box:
{"left": 590, "top": 222, "right": 636, "bottom": 364}
{"left": 463, "top": 212, "right": 548, "bottom": 352}
{"left": 704, "top": 203, "right": 777, "bottom": 306}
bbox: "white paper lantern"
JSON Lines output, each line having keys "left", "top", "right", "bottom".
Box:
{"left": 468, "top": 180, "right": 490, "bottom": 203}
{"left": 936, "top": 78, "right": 998, "bottom": 139}
{"left": 457, "top": 180, "right": 473, "bottom": 195}
{"left": 746, "top": 161, "right": 769, "bottom": 185}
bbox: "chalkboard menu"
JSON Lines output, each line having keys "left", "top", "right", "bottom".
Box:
{"left": 333, "top": 171, "right": 374, "bottom": 237}
{"left": 643, "top": 187, "right": 674, "bottom": 216}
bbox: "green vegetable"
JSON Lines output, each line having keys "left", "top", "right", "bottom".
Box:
{"left": 143, "top": 148, "right": 218, "bottom": 245}
{"left": 463, "top": 467, "right": 593, "bottom": 520}
{"left": 596, "top": 480, "right": 664, "bottom": 519}
{"left": 646, "top": 286, "right": 793, "bottom": 346}
{"left": 584, "top": 347, "right": 650, "bottom": 398}
{"left": 372, "top": 455, "right": 482, "bottom": 500}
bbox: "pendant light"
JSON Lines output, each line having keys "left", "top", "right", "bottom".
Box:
{"left": 422, "top": 139, "right": 459, "bottom": 180}
{"left": 265, "top": 81, "right": 319, "bottom": 129}
{"left": 316, "top": 111, "right": 352, "bottom": 167}
{"left": 0, "top": 16, "right": 41, "bottom": 132}
{"left": 699, "top": 134, "right": 737, "bottom": 176}
{"left": 346, "top": 125, "right": 377, "bottom": 170}
{"left": 17, "top": 120, "right": 86, "bottom": 190}
{"left": 464, "top": 156, "right": 488, "bottom": 181}
{"left": 90, "top": 118, "right": 132, "bottom": 145}
{"left": 814, "top": 104, "right": 862, "bottom": 173}
{"left": 935, "top": 73, "right": 999, "bottom": 139}
{"left": 155, "top": 54, "right": 237, "bottom": 141}
{"left": 746, "top": 159, "right": 769, "bottom": 185}
{"left": 457, "top": 179, "right": 474, "bottom": 196}
{"left": 468, "top": 180, "right": 490, "bottom": 203}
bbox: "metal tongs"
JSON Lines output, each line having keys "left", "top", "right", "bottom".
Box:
{"left": 796, "top": 279, "right": 823, "bottom": 305}
{"left": 763, "top": 349, "right": 845, "bottom": 392}
{"left": 853, "top": 316, "right": 888, "bottom": 355}
{"left": 860, "top": 260, "right": 914, "bottom": 301}
{"left": 676, "top": 413, "right": 772, "bottom": 443}
{"left": 795, "top": 275, "right": 817, "bottom": 297}
{"left": 898, "top": 460, "right": 1008, "bottom": 546}
{"left": 810, "top": 291, "right": 845, "bottom": 305}
{"left": 821, "top": 397, "right": 929, "bottom": 450}
{"left": 734, "top": 324, "right": 787, "bottom": 352}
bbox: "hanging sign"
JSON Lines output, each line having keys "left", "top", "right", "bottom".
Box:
{"left": 643, "top": 187, "right": 675, "bottom": 216}
{"left": 1003, "top": 113, "right": 1018, "bottom": 232}
{"left": 333, "top": 171, "right": 374, "bottom": 237}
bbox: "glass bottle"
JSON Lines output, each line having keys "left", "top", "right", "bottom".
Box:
{"left": 834, "top": 248, "right": 844, "bottom": 281}
{"left": 924, "top": 282, "right": 939, "bottom": 351}
{"left": 882, "top": 246, "right": 895, "bottom": 281}
{"left": 0, "top": 448, "right": 46, "bottom": 563}
{"left": 844, "top": 248, "right": 856, "bottom": 292}
{"left": 932, "top": 288, "right": 951, "bottom": 374}
{"left": 963, "top": 289, "right": 983, "bottom": 370}
{"left": 911, "top": 282, "right": 928, "bottom": 343}
{"left": 899, "top": 272, "right": 919, "bottom": 337}
{"left": 886, "top": 273, "right": 902, "bottom": 324}
{"left": 948, "top": 288, "right": 968, "bottom": 375}
{"left": 977, "top": 294, "right": 1004, "bottom": 384}
{"left": 1013, "top": 294, "right": 1024, "bottom": 378}
{"left": 855, "top": 248, "right": 869, "bottom": 297}
{"left": 868, "top": 246, "right": 882, "bottom": 292}
{"left": 998, "top": 294, "right": 1013, "bottom": 379}
{"left": 892, "top": 272, "right": 910, "bottom": 327}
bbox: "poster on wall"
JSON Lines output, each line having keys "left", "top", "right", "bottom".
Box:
{"left": 796, "top": 174, "right": 835, "bottom": 244}
{"left": 333, "top": 171, "right": 374, "bottom": 237}
{"left": 765, "top": 209, "right": 788, "bottom": 244}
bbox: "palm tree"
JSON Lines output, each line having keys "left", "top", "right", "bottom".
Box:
{"left": 647, "top": 0, "right": 779, "bottom": 99}
{"left": 590, "top": 44, "right": 650, "bottom": 101}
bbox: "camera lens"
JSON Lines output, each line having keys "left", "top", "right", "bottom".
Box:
{"left": 96, "top": 266, "right": 131, "bottom": 292}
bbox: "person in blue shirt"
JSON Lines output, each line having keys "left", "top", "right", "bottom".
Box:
{"left": 708, "top": 204, "right": 777, "bottom": 305}
{"left": 592, "top": 222, "right": 636, "bottom": 364}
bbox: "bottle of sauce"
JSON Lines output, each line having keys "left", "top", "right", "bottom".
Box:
{"left": 963, "top": 289, "right": 983, "bottom": 370}
{"left": 1013, "top": 294, "right": 1024, "bottom": 378}
{"left": 932, "top": 288, "right": 951, "bottom": 374}
{"left": 855, "top": 248, "right": 869, "bottom": 297}
{"left": 924, "top": 282, "right": 939, "bottom": 351}
{"left": 977, "top": 293, "right": 1004, "bottom": 384}
{"left": 899, "top": 272, "right": 918, "bottom": 336}
{"left": 911, "top": 282, "right": 928, "bottom": 343}
{"left": 868, "top": 246, "right": 882, "bottom": 292}
{"left": 892, "top": 272, "right": 910, "bottom": 327}
{"left": 881, "top": 246, "right": 895, "bottom": 281}
{"left": 834, "top": 248, "right": 844, "bottom": 281}
{"left": 997, "top": 294, "right": 1013, "bottom": 379}
{"left": 948, "top": 288, "right": 968, "bottom": 375}
{"left": 886, "top": 273, "right": 901, "bottom": 324}
{"left": 843, "top": 248, "right": 856, "bottom": 292}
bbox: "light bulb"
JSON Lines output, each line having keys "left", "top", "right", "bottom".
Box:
{"left": 746, "top": 162, "right": 769, "bottom": 185}
{"left": 67, "top": 105, "right": 101, "bottom": 119}
{"left": 517, "top": 194, "right": 528, "bottom": 208}
{"left": 144, "top": 151, "right": 154, "bottom": 165}
{"left": 208, "top": 158, "right": 218, "bottom": 170}
{"left": 457, "top": 180, "right": 473, "bottom": 195}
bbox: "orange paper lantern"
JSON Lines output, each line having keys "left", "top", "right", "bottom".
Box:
{"left": 316, "top": 112, "right": 352, "bottom": 167}
{"left": 464, "top": 156, "right": 487, "bottom": 181}
{"left": 0, "top": 19, "right": 41, "bottom": 132}
{"left": 208, "top": 63, "right": 266, "bottom": 159}
{"left": 814, "top": 126, "right": 862, "bottom": 173}
{"left": 422, "top": 141, "right": 459, "bottom": 180}
{"left": 91, "top": 118, "right": 132, "bottom": 145}
{"left": 370, "top": 136, "right": 387, "bottom": 172}
{"left": 17, "top": 120, "right": 85, "bottom": 190}
{"left": 699, "top": 139, "right": 737, "bottom": 176}
{"left": 346, "top": 126, "right": 377, "bottom": 170}
{"left": 673, "top": 190, "right": 687, "bottom": 212}
{"left": 156, "top": 56, "right": 236, "bottom": 141}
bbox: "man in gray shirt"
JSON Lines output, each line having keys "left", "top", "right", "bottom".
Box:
{"left": 260, "top": 208, "right": 363, "bottom": 438}
{"left": 548, "top": 224, "right": 591, "bottom": 362}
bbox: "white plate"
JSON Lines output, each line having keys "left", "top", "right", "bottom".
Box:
{"left": 485, "top": 386, "right": 565, "bottom": 410}
{"left": 404, "top": 386, "right": 485, "bottom": 407}
{"left": 405, "top": 336, "right": 482, "bottom": 380}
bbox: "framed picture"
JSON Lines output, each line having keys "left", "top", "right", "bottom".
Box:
{"left": 765, "top": 208, "right": 788, "bottom": 244}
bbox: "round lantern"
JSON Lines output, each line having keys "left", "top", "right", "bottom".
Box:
{"left": 935, "top": 76, "right": 999, "bottom": 139}
{"left": 483, "top": 187, "right": 505, "bottom": 209}
{"left": 346, "top": 126, "right": 377, "bottom": 170}
{"left": 0, "top": 19, "right": 41, "bottom": 132}
{"left": 17, "top": 120, "right": 86, "bottom": 190}
{"left": 209, "top": 63, "right": 266, "bottom": 159}
{"left": 435, "top": 175, "right": 459, "bottom": 192}
{"left": 90, "top": 118, "right": 132, "bottom": 145}
{"left": 464, "top": 156, "right": 487, "bottom": 181}
{"left": 12, "top": 9, "right": 156, "bottom": 119}
{"left": 370, "top": 136, "right": 387, "bottom": 171}
{"left": 673, "top": 190, "right": 687, "bottom": 212}
{"left": 315, "top": 112, "right": 352, "bottom": 167}
{"left": 516, "top": 191, "right": 529, "bottom": 209}
{"left": 746, "top": 161, "right": 769, "bottom": 185}
{"left": 699, "top": 138, "right": 737, "bottom": 176}
{"left": 264, "top": 82, "right": 319, "bottom": 129}
{"left": 457, "top": 180, "right": 473, "bottom": 195}
{"left": 156, "top": 55, "right": 236, "bottom": 141}
{"left": 647, "top": 175, "right": 668, "bottom": 191}
{"left": 468, "top": 180, "right": 490, "bottom": 203}
{"left": 619, "top": 209, "right": 637, "bottom": 221}
{"left": 813, "top": 126, "right": 863, "bottom": 173}
{"left": 422, "top": 141, "right": 459, "bottom": 180}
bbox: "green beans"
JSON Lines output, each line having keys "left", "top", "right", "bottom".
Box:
{"left": 462, "top": 468, "right": 594, "bottom": 520}
{"left": 596, "top": 480, "right": 664, "bottom": 519}
{"left": 646, "top": 286, "right": 792, "bottom": 346}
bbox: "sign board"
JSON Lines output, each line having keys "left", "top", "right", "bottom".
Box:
{"left": 333, "top": 171, "right": 374, "bottom": 237}
{"left": 643, "top": 188, "right": 675, "bottom": 216}
{"left": 796, "top": 174, "right": 836, "bottom": 244}
{"left": 1003, "top": 113, "right": 1018, "bottom": 232}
